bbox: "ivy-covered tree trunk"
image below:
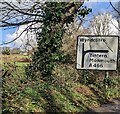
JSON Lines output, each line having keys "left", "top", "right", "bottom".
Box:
{"left": 26, "top": 2, "right": 91, "bottom": 82}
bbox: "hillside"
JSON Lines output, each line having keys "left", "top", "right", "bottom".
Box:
{"left": 1, "top": 32, "right": 120, "bottom": 113}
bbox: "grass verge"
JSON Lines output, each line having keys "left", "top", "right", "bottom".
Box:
{"left": 2, "top": 63, "right": 120, "bottom": 113}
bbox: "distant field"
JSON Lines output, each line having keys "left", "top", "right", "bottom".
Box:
{"left": 0, "top": 54, "right": 31, "bottom": 66}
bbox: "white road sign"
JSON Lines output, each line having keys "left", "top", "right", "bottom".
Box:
{"left": 76, "top": 36, "right": 119, "bottom": 70}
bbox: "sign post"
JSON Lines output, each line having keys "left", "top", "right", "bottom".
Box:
{"left": 76, "top": 35, "right": 118, "bottom": 70}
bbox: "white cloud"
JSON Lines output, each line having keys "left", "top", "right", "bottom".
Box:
{"left": 6, "top": 24, "right": 37, "bottom": 51}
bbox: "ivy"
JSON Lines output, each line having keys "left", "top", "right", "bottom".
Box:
{"left": 26, "top": 2, "right": 91, "bottom": 82}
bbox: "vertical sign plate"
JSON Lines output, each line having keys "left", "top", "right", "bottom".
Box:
{"left": 76, "top": 36, "right": 118, "bottom": 70}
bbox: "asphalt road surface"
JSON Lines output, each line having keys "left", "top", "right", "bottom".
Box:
{"left": 90, "top": 98, "right": 120, "bottom": 113}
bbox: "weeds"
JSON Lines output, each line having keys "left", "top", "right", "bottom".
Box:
{"left": 1, "top": 56, "right": 120, "bottom": 113}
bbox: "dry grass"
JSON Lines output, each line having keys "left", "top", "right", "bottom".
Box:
{"left": 0, "top": 54, "right": 31, "bottom": 63}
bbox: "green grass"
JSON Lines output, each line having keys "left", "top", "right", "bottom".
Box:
{"left": 105, "top": 87, "right": 120, "bottom": 99}
{"left": 15, "top": 62, "right": 29, "bottom": 67}
{"left": 105, "top": 77, "right": 120, "bottom": 99}
{"left": 2, "top": 65, "right": 96, "bottom": 113}
{"left": 2, "top": 61, "right": 120, "bottom": 113}
{"left": 0, "top": 54, "right": 30, "bottom": 68}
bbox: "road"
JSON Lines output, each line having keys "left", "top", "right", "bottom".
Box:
{"left": 90, "top": 98, "right": 120, "bottom": 113}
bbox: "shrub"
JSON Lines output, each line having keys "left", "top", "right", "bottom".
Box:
{"left": 2, "top": 48, "right": 10, "bottom": 55}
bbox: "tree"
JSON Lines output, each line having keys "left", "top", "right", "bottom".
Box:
{"left": 2, "top": 47, "right": 10, "bottom": 55}
{"left": 109, "top": 1, "right": 120, "bottom": 58}
{"left": 90, "top": 12, "right": 118, "bottom": 35}
{"left": 11, "top": 48, "right": 21, "bottom": 54}
{"left": 1, "top": 2, "right": 92, "bottom": 113}
{"left": 0, "top": 1, "right": 91, "bottom": 82}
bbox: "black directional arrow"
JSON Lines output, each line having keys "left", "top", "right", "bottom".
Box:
{"left": 81, "top": 43, "right": 109, "bottom": 68}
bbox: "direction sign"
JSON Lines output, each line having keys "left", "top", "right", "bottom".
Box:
{"left": 76, "top": 35, "right": 119, "bottom": 70}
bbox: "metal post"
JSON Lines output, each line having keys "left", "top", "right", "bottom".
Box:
{"left": 118, "top": 1, "right": 120, "bottom": 77}
{"left": 117, "top": 12, "right": 119, "bottom": 75}
{"left": 105, "top": 71, "right": 109, "bottom": 89}
{"left": 106, "top": 71, "right": 109, "bottom": 79}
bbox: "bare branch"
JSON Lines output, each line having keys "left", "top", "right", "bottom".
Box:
{"left": 109, "top": 0, "right": 120, "bottom": 16}
{"left": 0, "top": 19, "right": 42, "bottom": 27}
{"left": 0, "top": 23, "right": 35, "bottom": 45}
{"left": 2, "top": 2, "right": 43, "bottom": 17}
{"left": 0, "top": 1, "right": 85, "bottom": 47}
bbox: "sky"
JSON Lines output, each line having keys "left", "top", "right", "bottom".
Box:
{"left": 0, "top": 0, "right": 120, "bottom": 49}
